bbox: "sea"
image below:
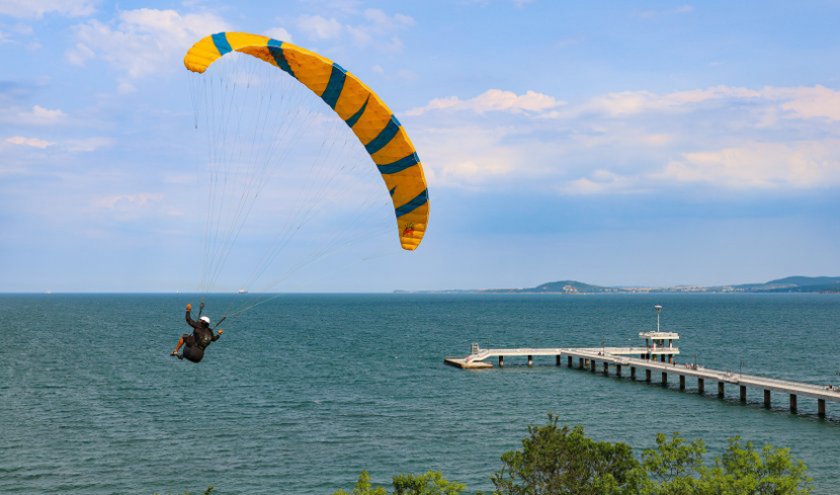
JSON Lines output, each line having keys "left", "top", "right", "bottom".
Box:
{"left": 1, "top": 293, "right": 839, "bottom": 494}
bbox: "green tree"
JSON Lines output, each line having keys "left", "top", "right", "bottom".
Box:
{"left": 640, "top": 432, "right": 706, "bottom": 495}
{"left": 333, "top": 471, "right": 387, "bottom": 495}
{"left": 335, "top": 421, "right": 812, "bottom": 495}
{"left": 393, "top": 471, "right": 466, "bottom": 495}
{"left": 698, "top": 437, "right": 812, "bottom": 495}
{"left": 490, "top": 414, "right": 644, "bottom": 495}
{"left": 640, "top": 434, "right": 812, "bottom": 495}
{"left": 334, "top": 470, "right": 464, "bottom": 495}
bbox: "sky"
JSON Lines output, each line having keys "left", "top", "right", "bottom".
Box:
{"left": 1, "top": 0, "right": 839, "bottom": 292}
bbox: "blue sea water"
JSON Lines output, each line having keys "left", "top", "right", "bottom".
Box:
{"left": 1, "top": 293, "right": 839, "bottom": 494}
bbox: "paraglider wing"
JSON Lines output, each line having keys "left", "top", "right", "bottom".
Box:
{"left": 184, "top": 32, "right": 428, "bottom": 250}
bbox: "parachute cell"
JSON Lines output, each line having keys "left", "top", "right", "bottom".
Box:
{"left": 184, "top": 32, "right": 428, "bottom": 250}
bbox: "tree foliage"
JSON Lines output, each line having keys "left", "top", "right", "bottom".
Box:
{"left": 640, "top": 433, "right": 811, "bottom": 495}
{"left": 336, "top": 416, "right": 812, "bottom": 495}
{"left": 334, "top": 470, "right": 465, "bottom": 495}
{"left": 490, "top": 414, "right": 643, "bottom": 495}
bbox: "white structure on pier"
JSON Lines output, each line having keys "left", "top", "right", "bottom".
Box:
{"left": 639, "top": 305, "right": 679, "bottom": 363}
{"left": 639, "top": 331, "right": 680, "bottom": 363}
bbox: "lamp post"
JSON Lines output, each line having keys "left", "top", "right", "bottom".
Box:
{"left": 654, "top": 304, "right": 662, "bottom": 332}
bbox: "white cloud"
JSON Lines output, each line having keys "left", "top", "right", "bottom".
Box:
{"left": 264, "top": 26, "right": 293, "bottom": 42}
{"left": 363, "top": 8, "right": 414, "bottom": 30}
{"left": 414, "top": 125, "right": 554, "bottom": 188}
{"left": 405, "top": 84, "right": 840, "bottom": 194}
{"left": 580, "top": 86, "right": 760, "bottom": 117}
{"left": 767, "top": 85, "right": 840, "bottom": 121}
{"left": 66, "top": 8, "right": 231, "bottom": 79}
{"left": 296, "top": 8, "right": 415, "bottom": 53}
{"left": 407, "top": 89, "right": 562, "bottom": 116}
{"left": 64, "top": 137, "right": 111, "bottom": 152}
{"left": 0, "top": 0, "right": 95, "bottom": 19}
{"left": 659, "top": 141, "right": 840, "bottom": 189}
{"left": 296, "top": 15, "right": 342, "bottom": 40}
{"left": 92, "top": 192, "right": 163, "bottom": 210}
{"left": 3, "top": 135, "right": 109, "bottom": 152}
{"left": 17, "top": 105, "right": 66, "bottom": 125}
{"left": 558, "top": 170, "right": 642, "bottom": 195}
{"left": 6, "top": 135, "right": 53, "bottom": 148}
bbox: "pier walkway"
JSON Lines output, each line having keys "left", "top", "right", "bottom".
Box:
{"left": 445, "top": 345, "right": 840, "bottom": 417}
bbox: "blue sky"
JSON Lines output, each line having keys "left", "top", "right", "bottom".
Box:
{"left": 1, "top": 0, "right": 839, "bottom": 292}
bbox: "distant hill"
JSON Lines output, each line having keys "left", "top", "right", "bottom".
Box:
{"left": 730, "top": 276, "right": 840, "bottom": 293}
{"left": 470, "top": 276, "right": 840, "bottom": 294}
{"left": 483, "top": 280, "right": 620, "bottom": 294}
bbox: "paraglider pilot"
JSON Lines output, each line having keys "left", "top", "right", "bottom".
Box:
{"left": 170, "top": 302, "right": 222, "bottom": 363}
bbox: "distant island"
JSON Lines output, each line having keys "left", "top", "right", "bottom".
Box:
{"left": 398, "top": 276, "right": 840, "bottom": 294}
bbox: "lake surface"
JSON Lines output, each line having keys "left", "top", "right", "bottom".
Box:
{"left": 1, "top": 293, "right": 839, "bottom": 494}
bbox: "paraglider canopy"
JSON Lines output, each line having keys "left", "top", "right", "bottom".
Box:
{"left": 184, "top": 32, "right": 429, "bottom": 250}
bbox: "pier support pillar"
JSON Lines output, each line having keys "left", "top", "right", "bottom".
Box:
{"left": 499, "top": 356, "right": 504, "bottom": 368}
{"left": 764, "top": 389, "right": 771, "bottom": 407}
{"left": 818, "top": 399, "right": 826, "bottom": 418}
{"left": 603, "top": 362, "right": 609, "bottom": 375}
{"left": 790, "top": 394, "right": 797, "bottom": 413}
{"left": 590, "top": 359, "right": 596, "bottom": 372}
{"left": 679, "top": 375, "right": 685, "bottom": 390}
{"left": 645, "top": 369, "right": 652, "bottom": 383}
{"left": 740, "top": 385, "right": 747, "bottom": 402}
{"left": 661, "top": 372, "right": 668, "bottom": 386}
{"left": 568, "top": 356, "right": 573, "bottom": 367}
{"left": 698, "top": 378, "right": 705, "bottom": 394}
{"left": 556, "top": 355, "right": 561, "bottom": 367}
{"left": 527, "top": 355, "right": 533, "bottom": 367}
{"left": 718, "top": 382, "right": 725, "bottom": 398}
{"left": 579, "top": 358, "right": 584, "bottom": 369}
{"left": 616, "top": 364, "right": 622, "bottom": 377}
{"left": 630, "top": 367, "right": 636, "bottom": 380}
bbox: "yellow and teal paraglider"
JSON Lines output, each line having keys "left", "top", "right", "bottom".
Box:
{"left": 184, "top": 32, "right": 429, "bottom": 250}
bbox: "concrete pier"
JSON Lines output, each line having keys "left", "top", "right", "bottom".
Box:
{"left": 444, "top": 332, "right": 840, "bottom": 419}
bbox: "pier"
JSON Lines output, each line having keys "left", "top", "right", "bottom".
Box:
{"left": 444, "top": 306, "right": 840, "bottom": 418}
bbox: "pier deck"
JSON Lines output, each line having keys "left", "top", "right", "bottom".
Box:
{"left": 445, "top": 346, "right": 840, "bottom": 415}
